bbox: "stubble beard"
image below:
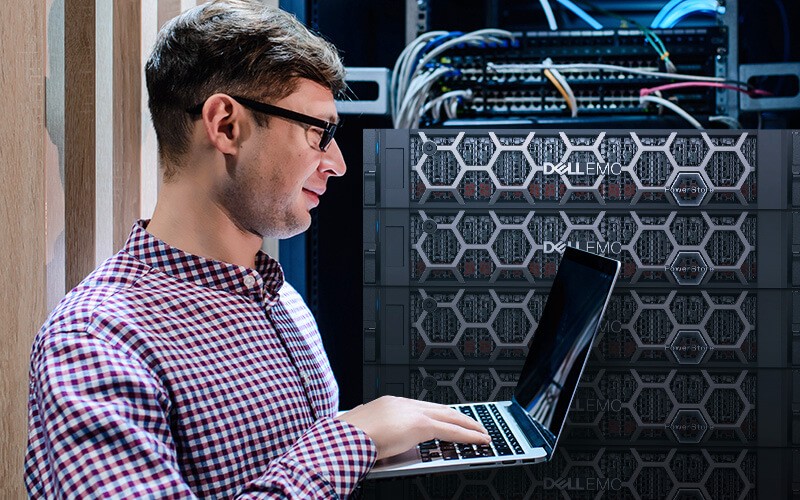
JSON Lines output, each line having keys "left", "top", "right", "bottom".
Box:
{"left": 218, "top": 163, "right": 310, "bottom": 240}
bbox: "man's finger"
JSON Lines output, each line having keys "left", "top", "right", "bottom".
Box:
{"left": 423, "top": 407, "right": 488, "bottom": 435}
{"left": 429, "top": 421, "right": 492, "bottom": 445}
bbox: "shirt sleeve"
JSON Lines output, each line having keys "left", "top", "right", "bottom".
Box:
{"left": 26, "top": 330, "right": 377, "bottom": 499}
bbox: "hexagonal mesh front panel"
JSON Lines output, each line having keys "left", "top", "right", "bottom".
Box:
{"left": 402, "top": 366, "right": 756, "bottom": 445}
{"left": 408, "top": 289, "right": 757, "bottom": 364}
{"left": 410, "top": 210, "right": 757, "bottom": 285}
{"left": 365, "top": 447, "right": 758, "bottom": 499}
{"left": 409, "top": 131, "right": 757, "bottom": 206}
{"left": 410, "top": 367, "right": 518, "bottom": 404}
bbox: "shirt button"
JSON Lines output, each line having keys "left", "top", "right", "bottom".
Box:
{"left": 243, "top": 275, "right": 256, "bottom": 287}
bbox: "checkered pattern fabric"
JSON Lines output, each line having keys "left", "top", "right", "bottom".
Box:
{"left": 25, "top": 221, "right": 376, "bottom": 498}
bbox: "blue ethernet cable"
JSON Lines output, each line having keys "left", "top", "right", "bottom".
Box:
{"left": 659, "top": 0, "right": 725, "bottom": 28}
{"left": 651, "top": 0, "right": 686, "bottom": 28}
{"left": 555, "top": 0, "right": 603, "bottom": 29}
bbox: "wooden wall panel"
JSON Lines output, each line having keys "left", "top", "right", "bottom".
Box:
{"left": 113, "top": 0, "right": 142, "bottom": 248}
{"left": 0, "top": 0, "right": 46, "bottom": 497}
{"left": 141, "top": 0, "right": 161, "bottom": 220}
{"left": 158, "top": 0, "right": 181, "bottom": 27}
{"left": 65, "top": 0, "right": 95, "bottom": 289}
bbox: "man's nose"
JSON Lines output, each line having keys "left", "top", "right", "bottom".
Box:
{"left": 321, "top": 139, "right": 346, "bottom": 177}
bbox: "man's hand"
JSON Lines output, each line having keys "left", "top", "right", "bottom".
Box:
{"left": 337, "top": 396, "right": 490, "bottom": 460}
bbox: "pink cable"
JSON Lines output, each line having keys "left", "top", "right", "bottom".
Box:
{"left": 640, "top": 81, "right": 772, "bottom": 97}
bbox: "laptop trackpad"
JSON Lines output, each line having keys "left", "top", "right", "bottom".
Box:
{"left": 374, "top": 447, "right": 420, "bottom": 469}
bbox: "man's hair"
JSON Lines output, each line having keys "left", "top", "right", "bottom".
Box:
{"left": 145, "top": 0, "right": 345, "bottom": 179}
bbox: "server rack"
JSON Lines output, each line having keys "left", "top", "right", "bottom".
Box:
{"left": 361, "top": 129, "right": 800, "bottom": 497}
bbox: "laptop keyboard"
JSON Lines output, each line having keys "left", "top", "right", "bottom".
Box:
{"left": 417, "top": 404, "right": 525, "bottom": 462}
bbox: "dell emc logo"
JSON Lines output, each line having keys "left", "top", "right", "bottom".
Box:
{"left": 544, "top": 241, "right": 568, "bottom": 254}
{"left": 543, "top": 161, "right": 622, "bottom": 176}
{"left": 543, "top": 477, "right": 623, "bottom": 491}
{"left": 543, "top": 240, "right": 622, "bottom": 255}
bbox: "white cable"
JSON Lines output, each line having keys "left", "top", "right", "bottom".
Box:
{"left": 544, "top": 60, "right": 577, "bottom": 117}
{"left": 410, "top": 29, "right": 515, "bottom": 83}
{"left": 419, "top": 90, "right": 472, "bottom": 121}
{"left": 393, "top": 32, "right": 460, "bottom": 125}
{"left": 399, "top": 67, "right": 449, "bottom": 126}
{"left": 556, "top": 73, "right": 577, "bottom": 116}
{"left": 397, "top": 33, "right": 448, "bottom": 111}
{"left": 447, "top": 98, "right": 458, "bottom": 119}
{"left": 709, "top": 115, "right": 741, "bottom": 129}
{"left": 640, "top": 94, "right": 703, "bottom": 129}
{"left": 488, "top": 61, "right": 727, "bottom": 82}
{"left": 396, "top": 67, "right": 433, "bottom": 126}
{"left": 539, "top": 0, "right": 558, "bottom": 30}
{"left": 391, "top": 31, "right": 447, "bottom": 121}
{"left": 397, "top": 66, "right": 452, "bottom": 128}
{"left": 391, "top": 31, "right": 448, "bottom": 120}
{"left": 393, "top": 29, "right": 515, "bottom": 127}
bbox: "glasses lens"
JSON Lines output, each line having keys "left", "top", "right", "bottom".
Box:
{"left": 319, "top": 124, "right": 337, "bottom": 152}
{"left": 319, "top": 131, "right": 332, "bottom": 152}
{"left": 305, "top": 127, "right": 332, "bottom": 152}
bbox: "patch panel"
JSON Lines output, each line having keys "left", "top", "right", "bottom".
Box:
{"left": 416, "top": 28, "right": 727, "bottom": 124}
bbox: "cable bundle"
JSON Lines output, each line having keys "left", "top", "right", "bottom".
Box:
{"left": 651, "top": 0, "right": 726, "bottom": 29}
{"left": 391, "top": 29, "right": 515, "bottom": 128}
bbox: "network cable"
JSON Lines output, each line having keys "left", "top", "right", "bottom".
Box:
{"left": 538, "top": 0, "right": 602, "bottom": 30}
{"left": 651, "top": 0, "right": 687, "bottom": 27}
{"left": 419, "top": 89, "right": 473, "bottom": 122}
{"left": 640, "top": 94, "right": 703, "bottom": 129}
{"left": 570, "top": 0, "right": 676, "bottom": 72}
{"left": 542, "top": 58, "right": 577, "bottom": 116}
{"left": 539, "top": 0, "right": 558, "bottom": 30}
{"left": 390, "top": 30, "right": 449, "bottom": 120}
{"left": 392, "top": 29, "right": 515, "bottom": 128}
{"left": 554, "top": 0, "right": 602, "bottom": 29}
{"left": 651, "top": 0, "right": 725, "bottom": 29}
{"left": 709, "top": 115, "right": 742, "bottom": 128}
{"left": 488, "top": 61, "right": 736, "bottom": 83}
{"left": 641, "top": 81, "right": 771, "bottom": 98}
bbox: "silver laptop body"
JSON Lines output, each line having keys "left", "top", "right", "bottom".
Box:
{"left": 369, "top": 247, "right": 620, "bottom": 478}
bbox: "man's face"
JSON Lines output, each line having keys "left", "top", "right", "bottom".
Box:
{"left": 217, "top": 79, "right": 346, "bottom": 239}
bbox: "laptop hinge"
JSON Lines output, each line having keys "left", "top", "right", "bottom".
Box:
{"left": 508, "top": 401, "right": 554, "bottom": 456}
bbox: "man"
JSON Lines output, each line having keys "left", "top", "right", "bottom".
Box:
{"left": 25, "top": 1, "right": 489, "bottom": 498}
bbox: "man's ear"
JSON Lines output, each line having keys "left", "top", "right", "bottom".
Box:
{"left": 200, "top": 94, "right": 248, "bottom": 156}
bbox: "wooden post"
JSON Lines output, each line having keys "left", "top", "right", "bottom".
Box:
{"left": 0, "top": 0, "right": 46, "bottom": 497}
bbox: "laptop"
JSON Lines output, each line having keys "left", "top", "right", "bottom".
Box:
{"left": 368, "top": 246, "right": 620, "bottom": 478}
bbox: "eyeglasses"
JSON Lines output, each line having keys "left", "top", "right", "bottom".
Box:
{"left": 186, "top": 95, "right": 339, "bottom": 152}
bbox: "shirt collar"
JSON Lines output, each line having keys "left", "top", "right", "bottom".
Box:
{"left": 123, "top": 220, "right": 284, "bottom": 306}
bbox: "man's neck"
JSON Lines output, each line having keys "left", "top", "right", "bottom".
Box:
{"left": 146, "top": 177, "right": 262, "bottom": 269}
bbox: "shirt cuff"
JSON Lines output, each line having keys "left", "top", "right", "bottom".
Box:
{"left": 283, "top": 417, "right": 377, "bottom": 497}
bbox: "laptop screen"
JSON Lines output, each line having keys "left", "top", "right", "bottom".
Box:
{"left": 513, "top": 247, "right": 619, "bottom": 444}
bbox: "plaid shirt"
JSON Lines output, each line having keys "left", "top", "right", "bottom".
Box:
{"left": 25, "top": 221, "right": 376, "bottom": 499}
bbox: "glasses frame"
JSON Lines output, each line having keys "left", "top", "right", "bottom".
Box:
{"left": 187, "top": 95, "right": 338, "bottom": 152}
